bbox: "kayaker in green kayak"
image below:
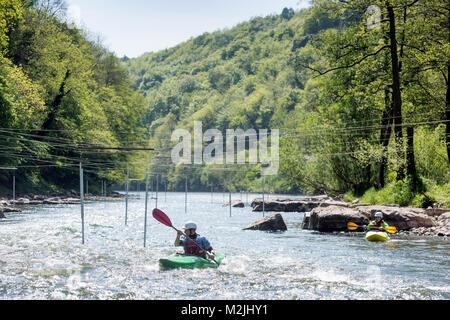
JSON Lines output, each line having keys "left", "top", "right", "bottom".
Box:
{"left": 364, "top": 212, "right": 390, "bottom": 232}
{"left": 175, "top": 221, "right": 215, "bottom": 260}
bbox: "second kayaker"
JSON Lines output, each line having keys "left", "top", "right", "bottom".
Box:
{"left": 174, "top": 221, "right": 215, "bottom": 260}
{"left": 364, "top": 212, "right": 390, "bottom": 232}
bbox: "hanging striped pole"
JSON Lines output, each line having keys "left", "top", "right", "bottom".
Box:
{"left": 137, "top": 180, "right": 140, "bottom": 198}
{"left": 165, "top": 178, "right": 167, "bottom": 202}
{"left": 155, "top": 174, "right": 159, "bottom": 209}
{"left": 80, "top": 162, "right": 85, "bottom": 244}
{"left": 246, "top": 181, "right": 249, "bottom": 206}
{"left": 185, "top": 177, "right": 188, "bottom": 214}
{"left": 125, "top": 168, "right": 129, "bottom": 226}
{"left": 229, "top": 180, "right": 232, "bottom": 218}
{"left": 13, "top": 173, "right": 16, "bottom": 202}
{"left": 144, "top": 173, "right": 149, "bottom": 247}
{"left": 262, "top": 176, "right": 265, "bottom": 218}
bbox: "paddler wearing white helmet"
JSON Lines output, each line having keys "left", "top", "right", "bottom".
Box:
{"left": 363, "top": 211, "right": 390, "bottom": 233}
{"left": 174, "top": 221, "right": 215, "bottom": 259}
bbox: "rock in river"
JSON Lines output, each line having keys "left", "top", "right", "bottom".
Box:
{"left": 243, "top": 213, "right": 287, "bottom": 231}
{"left": 251, "top": 197, "right": 348, "bottom": 213}
{"left": 223, "top": 200, "right": 245, "bottom": 208}
{"left": 251, "top": 198, "right": 317, "bottom": 212}
{"left": 354, "top": 205, "right": 436, "bottom": 230}
{"left": 0, "top": 206, "right": 22, "bottom": 218}
{"left": 302, "top": 205, "right": 368, "bottom": 232}
{"left": 302, "top": 204, "right": 443, "bottom": 234}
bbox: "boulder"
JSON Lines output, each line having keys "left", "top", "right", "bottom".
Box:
{"left": 434, "top": 213, "right": 450, "bottom": 236}
{"left": 15, "top": 198, "right": 30, "bottom": 205}
{"left": 0, "top": 206, "right": 21, "bottom": 214}
{"left": 224, "top": 200, "right": 245, "bottom": 208}
{"left": 251, "top": 196, "right": 348, "bottom": 213}
{"left": 251, "top": 198, "right": 319, "bottom": 212}
{"left": 43, "top": 197, "right": 62, "bottom": 204}
{"left": 302, "top": 204, "right": 441, "bottom": 233}
{"left": 425, "top": 208, "right": 450, "bottom": 217}
{"left": 317, "top": 200, "right": 349, "bottom": 208}
{"left": 303, "top": 195, "right": 332, "bottom": 202}
{"left": 28, "top": 200, "right": 44, "bottom": 205}
{"left": 12, "top": 198, "right": 43, "bottom": 205}
{"left": 354, "top": 205, "right": 435, "bottom": 230}
{"left": 62, "top": 198, "right": 81, "bottom": 204}
{"left": 302, "top": 205, "right": 368, "bottom": 232}
{"left": 243, "top": 213, "right": 287, "bottom": 231}
{"left": 32, "top": 195, "right": 46, "bottom": 201}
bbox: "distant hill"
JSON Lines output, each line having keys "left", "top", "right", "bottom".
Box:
{"left": 124, "top": 6, "right": 333, "bottom": 192}
{"left": 124, "top": 1, "right": 449, "bottom": 208}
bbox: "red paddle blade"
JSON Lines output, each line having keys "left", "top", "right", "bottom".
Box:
{"left": 152, "top": 208, "right": 173, "bottom": 227}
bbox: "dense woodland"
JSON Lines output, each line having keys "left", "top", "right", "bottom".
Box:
{"left": 126, "top": 0, "right": 449, "bottom": 207}
{"left": 1, "top": 0, "right": 449, "bottom": 207}
{"left": 0, "top": 0, "right": 149, "bottom": 195}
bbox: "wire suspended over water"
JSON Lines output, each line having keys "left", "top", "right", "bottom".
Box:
{"left": 0, "top": 118, "right": 448, "bottom": 177}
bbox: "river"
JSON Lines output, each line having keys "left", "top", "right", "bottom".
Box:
{"left": 1, "top": 192, "right": 449, "bottom": 300}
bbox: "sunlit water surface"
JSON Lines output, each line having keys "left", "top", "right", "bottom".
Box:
{"left": 1, "top": 192, "right": 449, "bottom": 300}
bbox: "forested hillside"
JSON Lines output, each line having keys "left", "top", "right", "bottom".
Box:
{"left": 0, "top": 0, "right": 149, "bottom": 195}
{"left": 1, "top": 0, "right": 448, "bottom": 207}
{"left": 126, "top": 1, "right": 449, "bottom": 207}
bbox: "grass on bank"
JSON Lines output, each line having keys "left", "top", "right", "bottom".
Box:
{"left": 343, "top": 177, "right": 450, "bottom": 209}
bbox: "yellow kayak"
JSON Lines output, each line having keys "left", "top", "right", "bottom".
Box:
{"left": 366, "top": 231, "right": 389, "bottom": 242}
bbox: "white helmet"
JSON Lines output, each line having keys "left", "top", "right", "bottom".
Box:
{"left": 183, "top": 221, "right": 197, "bottom": 230}
{"left": 375, "top": 212, "right": 383, "bottom": 218}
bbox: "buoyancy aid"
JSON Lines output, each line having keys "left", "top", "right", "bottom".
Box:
{"left": 184, "top": 235, "right": 206, "bottom": 258}
{"left": 367, "top": 220, "right": 388, "bottom": 231}
{"left": 371, "top": 221, "right": 382, "bottom": 228}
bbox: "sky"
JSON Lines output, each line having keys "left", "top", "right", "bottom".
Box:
{"left": 66, "top": 0, "right": 311, "bottom": 58}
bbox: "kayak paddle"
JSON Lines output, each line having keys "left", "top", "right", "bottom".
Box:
{"left": 347, "top": 222, "right": 397, "bottom": 234}
{"left": 152, "top": 208, "right": 220, "bottom": 266}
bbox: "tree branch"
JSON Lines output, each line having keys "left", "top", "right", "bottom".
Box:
{"left": 300, "top": 45, "right": 390, "bottom": 78}
{"left": 392, "top": 0, "right": 420, "bottom": 9}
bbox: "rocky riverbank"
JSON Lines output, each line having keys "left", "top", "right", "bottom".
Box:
{"left": 251, "top": 196, "right": 450, "bottom": 237}
{"left": 251, "top": 196, "right": 348, "bottom": 212}
{"left": 0, "top": 192, "right": 123, "bottom": 218}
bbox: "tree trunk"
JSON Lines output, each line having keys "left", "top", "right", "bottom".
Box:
{"left": 377, "top": 87, "right": 393, "bottom": 189}
{"left": 39, "top": 69, "right": 71, "bottom": 135}
{"left": 446, "top": 66, "right": 450, "bottom": 163}
{"left": 406, "top": 125, "right": 419, "bottom": 189}
{"left": 387, "top": 4, "right": 405, "bottom": 181}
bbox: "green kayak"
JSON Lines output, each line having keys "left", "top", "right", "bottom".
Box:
{"left": 159, "top": 253, "right": 225, "bottom": 270}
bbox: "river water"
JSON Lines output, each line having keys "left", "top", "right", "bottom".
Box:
{"left": 0, "top": 192, "right": 449, "bottom": 300}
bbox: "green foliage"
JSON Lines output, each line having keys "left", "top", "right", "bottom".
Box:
{"left": 411, "top": 194, "right": 435, "bottom": 209}
{"left": 424, "top": 181, "right": 450, "bottom": 209}
{"left": 281, "top": 8, "right": 295, "bottom": 20}
{"left": 0, "top": 0, "right": 23, "bottom": 52}
{"left": 414, "top": 125, "right": 449, "bottom": 185}
{"left": 0, "top": 1, "right": 148, "bottom": 195}
{"left": 0, "top": 1, "right": 447, "bottom": 205}
{"left": 120, "top": 2, "right": 448, "bottom": 206}
{"left": 360, "top": 177, "right": 448, "bottom": 208}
